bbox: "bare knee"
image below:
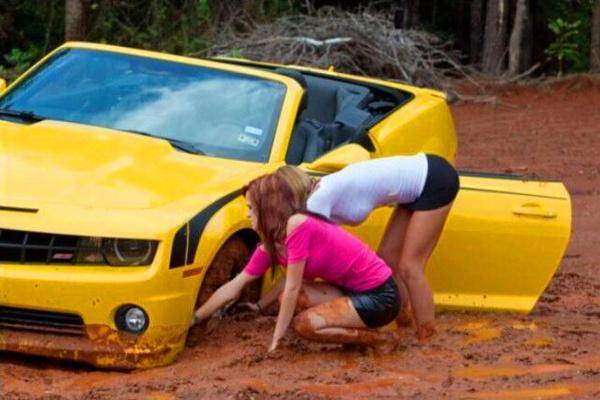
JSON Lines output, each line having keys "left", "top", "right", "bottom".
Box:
{"left": 398, "top": 260, "right": 424, "bottom": 283}
{"left": 292, "top": 312, "right": 313, "bottom": 337}
{"left": 293, "top": 309, "right": 329, "bottom": 338}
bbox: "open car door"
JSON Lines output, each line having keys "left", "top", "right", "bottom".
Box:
{"left": 426, "top": 172, "right": 571, "bottom": 312}
{"left": 303, "top": 147, "right": 571, "bottom": 313}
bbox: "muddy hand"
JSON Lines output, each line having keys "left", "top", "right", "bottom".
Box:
{"left": 268, "top": 337, "right": 280, "bottom": 353}
{"left": 417, "top": 322, "right": 436, "bottom": 342}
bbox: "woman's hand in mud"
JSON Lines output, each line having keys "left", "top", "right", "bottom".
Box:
{"left": 268, "top": 337, "right": 281, "bottom": 353}
{"left": 190, "top": 313, "right": 203, "bottom": 328}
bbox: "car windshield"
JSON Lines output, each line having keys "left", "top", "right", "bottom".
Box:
{"left": 0, "top": 48, "right": 286, "bottom": 162}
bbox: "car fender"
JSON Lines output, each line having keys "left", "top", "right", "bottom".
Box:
{"left": 167, "top": 190, "right": 255, "bottom": 315}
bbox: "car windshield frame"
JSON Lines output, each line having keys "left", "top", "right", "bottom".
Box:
{"left": 0, "top": 48, "right": 287, "bottom": 163}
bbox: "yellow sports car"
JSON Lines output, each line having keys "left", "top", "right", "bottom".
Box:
{"left": 0, "top": 43, "right": 570, "bottom": 369}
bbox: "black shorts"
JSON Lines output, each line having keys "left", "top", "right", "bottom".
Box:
{"left": 343, "top": 277, "right": 401, "bottom": 328}
{"left": 405, "top": 154, "right": 459, "bottom": 211}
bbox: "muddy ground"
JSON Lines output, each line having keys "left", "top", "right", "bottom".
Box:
{"left": 1, "top": 77, "right": 599, "bottom": 399}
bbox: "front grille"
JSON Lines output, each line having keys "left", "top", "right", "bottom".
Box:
{"left": 0, "top": 228, "right": 100, "bottom": 264}
{"left": 0, "top": 305, "right": 85, "bottom": 335}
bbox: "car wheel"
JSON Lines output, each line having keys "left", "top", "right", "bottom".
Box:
{"left": 194, "top": 236, "right": 261, "bottom": 310}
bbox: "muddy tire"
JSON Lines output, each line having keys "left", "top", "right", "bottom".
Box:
{"left": 194, "top": 236, "right": 260, "bottom": 310}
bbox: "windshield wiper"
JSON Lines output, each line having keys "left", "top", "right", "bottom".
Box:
{"left": 121, "top": 129, "right": 205, "bottom": 155}
{"left": 167, "top": 138, "right": 206, "bottom": 155}
{"left": 0, "top": 108, "right": 46, "bottom": 122}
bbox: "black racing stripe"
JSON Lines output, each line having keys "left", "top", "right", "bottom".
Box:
{"left": 190, "top": 189, "right": 245, "bottom": 267}
{"left": 169, "top": 189, "right": 244, "bottom": 269}
{"left": 169, "top": 223, "right": 188, "bottom": 268}
{"left": 460, "top": 186, "right": 567, "bottom": 200}
{"left": 186, "top": 189, "right": 244, "bottom": 264}
{"left": 0, "top": 205, "right": 38, "bottom": 213}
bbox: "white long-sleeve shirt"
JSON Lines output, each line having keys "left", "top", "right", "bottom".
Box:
{"left": 306, "top": 153, "right": 428, "bottom": 225}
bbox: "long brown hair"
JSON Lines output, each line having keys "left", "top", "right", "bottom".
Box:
{"left": 244, "top": 173, "right": 302, "bottom": 264}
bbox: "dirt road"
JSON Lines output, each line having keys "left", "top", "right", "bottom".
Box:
{"left": 1, "top": 77, "right": 599, "bottom": 399}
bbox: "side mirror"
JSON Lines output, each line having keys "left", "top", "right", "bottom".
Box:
{"left": 0, "top": 78, "right": 6, "bottom": 94}
{"left": 302, "top": 144, "right": 370, "bottom": 173}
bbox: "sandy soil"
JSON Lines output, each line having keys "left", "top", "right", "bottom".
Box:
{"left": 1, "top": 76, "right": 599, "bottom": 399}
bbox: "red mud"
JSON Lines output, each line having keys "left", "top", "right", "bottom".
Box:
{"left": 2, "top": 76, "right": 600, "bottom": 399}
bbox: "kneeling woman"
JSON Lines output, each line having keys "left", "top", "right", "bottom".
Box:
{"left": 192, "top": 173, "right": 400, "bottom": 352}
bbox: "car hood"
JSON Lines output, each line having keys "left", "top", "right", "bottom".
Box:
{"left": 0, "top": 120, "right": 265, "bottom": 210}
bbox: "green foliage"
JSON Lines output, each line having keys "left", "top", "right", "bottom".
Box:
{"left": 224, "top": 49, "right": 244, "bottom": 59}
{"left": 541, "top": 0, "right": 594, "bottom": 74}
{"left": 4, "top": 47, "right": 38, "bottom": 74}
{"left": 545, "top": 18, "right": 589, "bottom": 74}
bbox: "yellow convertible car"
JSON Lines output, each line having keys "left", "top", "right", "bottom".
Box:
{"left": 0, "top": 42, "right": 571, "bottom": 368}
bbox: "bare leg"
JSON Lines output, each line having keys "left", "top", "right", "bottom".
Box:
{"left": 398, "top": 204, "right": 453, "bottom": 340}
{"left": 293, "top": 297, "right": 398, "bottom": 348}
{"left": 377, "top": 206, "right": 412, "bottom": 326}
{"left": 296, "top": 282, "right": 345, "bottom": 312}
{"left": 279, "top": 282, "right": 344, "bottom": 314}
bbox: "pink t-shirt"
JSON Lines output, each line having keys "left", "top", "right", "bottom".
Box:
{"left": 244, "top": 216, "right": 391, "bottom": 292}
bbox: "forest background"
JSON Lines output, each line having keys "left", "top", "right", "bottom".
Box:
{"left": 1, "top": 0, "right": 599, "bottom": 87}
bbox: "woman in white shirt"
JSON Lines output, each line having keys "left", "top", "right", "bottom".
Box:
{"left": 277, "top": 153, "right": 459, "bottom": 340}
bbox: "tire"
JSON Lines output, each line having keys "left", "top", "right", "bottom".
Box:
{"left": 194, "top": 236, "right": 261, "bottom": 310}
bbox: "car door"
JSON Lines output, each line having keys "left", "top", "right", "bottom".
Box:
{"left": 345, "top": 172, "right": 571, "bottom": 313}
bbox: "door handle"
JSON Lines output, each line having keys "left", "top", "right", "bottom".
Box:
{"left": 512, "top": 203, "right": 557, "bottom": 218}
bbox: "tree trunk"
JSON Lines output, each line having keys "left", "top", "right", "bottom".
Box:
{"left": 508, "top": 0, "right": 533, "bottom": 75}
{"left": 470, "top": 0, "right": 485, "bottom": 65}
{"left": 454, "top": 0, "right": 470, "bottom": 58}
{"left": 409, "top": 0, "right": 420, "bottom": 28}
{"left": 394, "top": 0, "right": 420, "bottom": 29}
{"left": 591, "top": 0, "right": 600, "bottom": 71}
{"left": 64, "top": 0, "right": 86, "bottom": 41}
{"left": 482, "top": 0, "right": 510, "bottom": 74}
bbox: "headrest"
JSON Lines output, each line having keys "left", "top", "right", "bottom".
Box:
{"left": 274, "top": 68, "right": 308, "bottom": 115}
{"left": 273, "top": 68, "right": 307, "bottom": 89}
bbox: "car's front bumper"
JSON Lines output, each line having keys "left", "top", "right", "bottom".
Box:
{"left": 0, "top": 323, "right": 186, "bottom": 369}
{"left": 0, "top": 242, "right": 201, "bottom": 368}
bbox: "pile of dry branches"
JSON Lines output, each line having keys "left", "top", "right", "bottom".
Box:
{"left": 200, "top": 8, "right": 473, "bottom": 91}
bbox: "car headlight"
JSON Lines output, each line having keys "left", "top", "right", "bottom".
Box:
{"left": 115, "top": 305, "right": 149, "bottom": 334}
{"left": 75, "top": 237, "right": 157, "bottom": 266}
{"left": 102, "top": 239, "right": 157, "bottom": 266}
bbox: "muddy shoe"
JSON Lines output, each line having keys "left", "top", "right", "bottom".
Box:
{"left": 417, "top": 322, "right": 436, "bottom": 342}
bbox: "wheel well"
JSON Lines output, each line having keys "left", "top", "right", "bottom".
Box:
{"left": 235, "top": 229, "right": 260, "bottom": 252}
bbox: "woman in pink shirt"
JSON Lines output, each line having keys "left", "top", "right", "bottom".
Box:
{"left": 192, "top": 173, "right": 400, "bottom": 352}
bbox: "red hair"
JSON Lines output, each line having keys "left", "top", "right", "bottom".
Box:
{"left": 244, "top": 173, "right": 300, "bottom": 264}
